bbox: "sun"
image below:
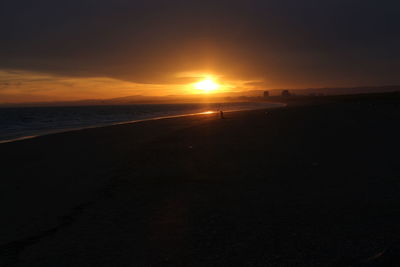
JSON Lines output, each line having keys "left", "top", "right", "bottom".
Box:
{"left": 194, "top": 78, "right": 220, "bottom": 93}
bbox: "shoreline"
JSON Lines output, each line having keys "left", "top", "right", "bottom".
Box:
{"left": 0, "top": 102, "right": 285, "bottom": 144}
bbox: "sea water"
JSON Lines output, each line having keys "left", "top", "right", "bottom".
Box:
{"left": 0, "top": 102, "right": 281, "bottom": 143}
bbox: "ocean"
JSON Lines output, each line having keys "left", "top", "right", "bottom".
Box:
{"left": 0, "top": 102, "right": 282, "bottom": 143}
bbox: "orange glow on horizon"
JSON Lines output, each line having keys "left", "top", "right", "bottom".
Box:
{"left": 0, "top": 70, "right": 260, "bottom": 103}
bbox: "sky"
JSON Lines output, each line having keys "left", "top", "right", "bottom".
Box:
{"left": 1, "top": 0, "right": 399, "bottom": 102}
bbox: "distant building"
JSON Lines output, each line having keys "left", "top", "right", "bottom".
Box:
{"left": 263, "top": 91, "right": 270, "bottom": 98}
{"left": 281, "top": 90, "right": 291, "bottom": 97}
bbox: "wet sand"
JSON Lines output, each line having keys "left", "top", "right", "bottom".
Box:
{"left": 1, "top": 93, "right": 400, "bottom": 266}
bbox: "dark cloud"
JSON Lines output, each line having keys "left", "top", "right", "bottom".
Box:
{"left": 1, "top": 0, "right": 400, "bottom": 87}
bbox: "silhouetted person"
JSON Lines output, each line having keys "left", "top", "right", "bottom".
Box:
{"left": 220, "top": 110, "right": 225, "bottom": 119}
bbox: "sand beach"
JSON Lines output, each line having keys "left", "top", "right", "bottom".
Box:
{"left": 1, "top": 93, "right": 400, "bottom": 266}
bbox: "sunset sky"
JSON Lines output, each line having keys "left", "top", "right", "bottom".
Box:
{"left": 1, "top": 0, "right": 399, "bottom": 102}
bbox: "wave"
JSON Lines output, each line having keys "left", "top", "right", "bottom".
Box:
{"left": 0, "top": 102, "right": 283, "bottom": 143}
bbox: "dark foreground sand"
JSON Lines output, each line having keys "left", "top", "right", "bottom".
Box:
{"left": 1, "top": 94, "right": 400, "bottom": 266}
